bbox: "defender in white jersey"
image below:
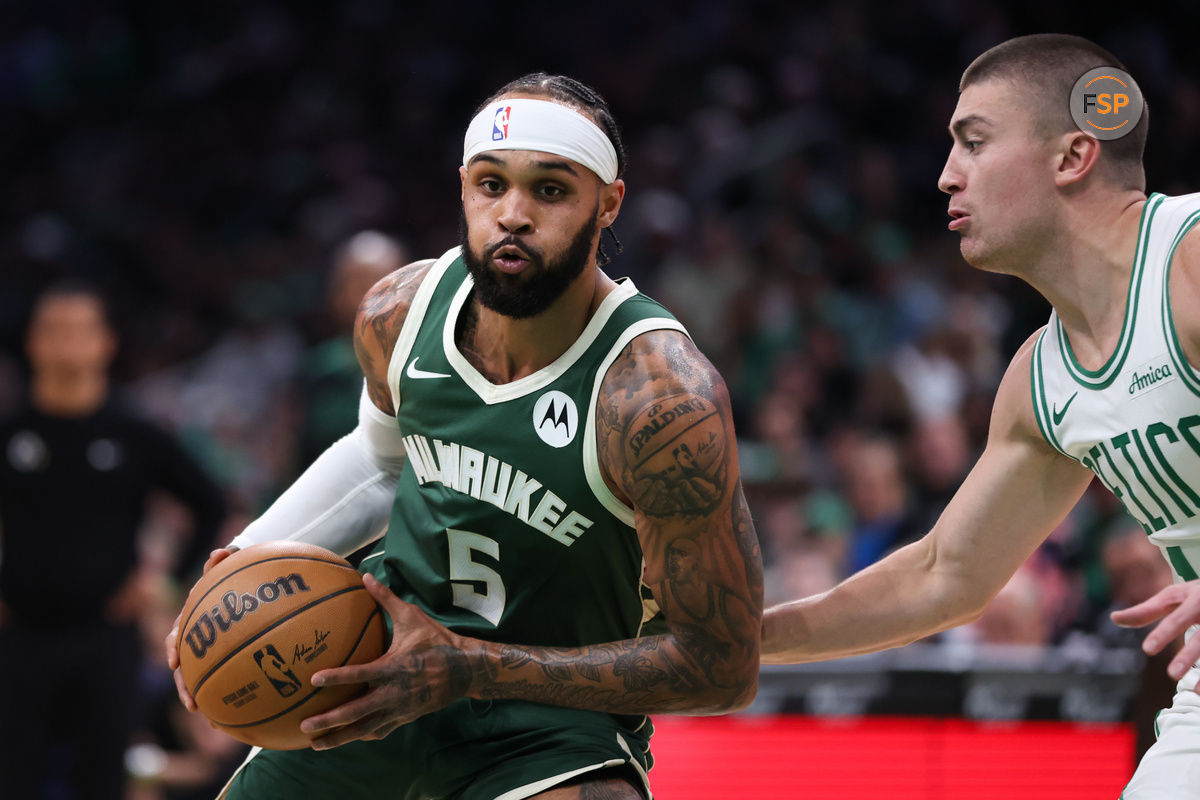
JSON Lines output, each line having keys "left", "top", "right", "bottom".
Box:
{"left": 761, "top": 34, "right": 1200, "bottom": 798}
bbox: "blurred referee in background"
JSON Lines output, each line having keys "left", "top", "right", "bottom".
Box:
{"left": 0, "top": 281, "right": 227, "bottom": 800}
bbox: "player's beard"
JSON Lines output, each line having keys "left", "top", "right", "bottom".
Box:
{"left": 460, "top": 209, "right": 599, "bottom": 319}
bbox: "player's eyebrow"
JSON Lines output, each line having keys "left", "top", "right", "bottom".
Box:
{"left": 950, "top": 114, "right": 992, "bottom": 139}
{"left": 534, "top": 159, "right": 579, "bottom": 176}
{"left": 471, "top": 154, "right": 580, "bottom": 177}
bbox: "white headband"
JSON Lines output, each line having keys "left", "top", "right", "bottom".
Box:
{"left": 462, "top": 98, "right": 619, "bottom": 184}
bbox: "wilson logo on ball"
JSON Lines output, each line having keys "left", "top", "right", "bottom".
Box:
{"left": 185, "top": 573, "right": 312, "bottom": 660}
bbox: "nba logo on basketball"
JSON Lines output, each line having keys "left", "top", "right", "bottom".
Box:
{"left": 492, "top": 106, "right": 511, "bottom": 141}
{"left": 253, "top": 644, "right": 303, "bottom": 697}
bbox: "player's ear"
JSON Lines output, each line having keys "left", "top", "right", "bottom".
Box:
{"left": 1054, "top": 131, "right": 1102, "bottom": 188}
{"left": 597, "top": 178, "right": 625, "bottom": 229}
{"left": 459, "top": 165, "right": 469, "bottom": 201}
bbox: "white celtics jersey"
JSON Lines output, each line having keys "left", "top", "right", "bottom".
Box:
{"left": 1031, "top": 192, "right": 1200, "bottom": 585}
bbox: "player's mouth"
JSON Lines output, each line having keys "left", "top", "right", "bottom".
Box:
{"left": 948, "top": 208, "right": 970, "bottom": 231}
{"left": 490, "top": 244, "right": 533, "bottom": 274}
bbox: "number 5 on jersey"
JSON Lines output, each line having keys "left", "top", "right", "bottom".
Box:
{"left": 447, "top": 529, "right": 505, "bottom": 626}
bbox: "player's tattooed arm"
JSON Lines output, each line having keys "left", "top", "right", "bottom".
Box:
{"left": 470, "top": 331, "right": 762, "bottom": 714}
{"left": 596, "top": 330, "right": 762, "bottom": 703}
{"left": 353, "top": 259, "right": 437, "bottom": 414}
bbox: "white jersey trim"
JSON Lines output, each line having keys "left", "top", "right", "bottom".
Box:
{"left": 583, "top": 317, "right": 690, "bottom": 528}
{"left": 215, "top": 746, "right": 261, "bottom": 799}
{"left": 443, "top": 276, "right": 640, "bottom": 406}
{"left": 490, "top": 758, "right": 634, "bottom": 800}
{"left": 1053, "top": 193, "right": 1163, "bottom": 389}
{"left": 386, "top": 247, "right": 462, "bottom": 413}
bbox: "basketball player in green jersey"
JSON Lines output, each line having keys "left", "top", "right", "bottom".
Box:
{"left": 166, "top": 74, "right": 762, "bottom": 799}
{"left": 761, "top": 35, "right": 1200, "bottom": 797}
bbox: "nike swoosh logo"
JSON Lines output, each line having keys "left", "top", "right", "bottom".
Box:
{"left": 1052, "top": 392, "right": 1078, "bottom": 426}
{"left": 406, "top": 357, "right": 452, "bottom": 380}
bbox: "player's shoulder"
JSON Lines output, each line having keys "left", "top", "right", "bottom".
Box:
{"left": 355, "top": 258, "right": 439, "bottom": 354}
{"left": 601, "top": 327, "right": 725, "bottom": 405}
{"left": 357, "top": 257, "right": 441, "bottom": 331}
{"left": 354, "top": 256, "right": 441, "bottom": 412}
{"left": 594, "top": 326, "right": 736, "bottom": 516}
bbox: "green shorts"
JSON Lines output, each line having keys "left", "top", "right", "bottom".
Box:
{"left": 219, "top": 699, "right": 653, "bottom": 800}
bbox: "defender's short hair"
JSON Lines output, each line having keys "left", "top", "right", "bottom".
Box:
{"left": 961, "top": 34, "right": 1147, "bottom": 190}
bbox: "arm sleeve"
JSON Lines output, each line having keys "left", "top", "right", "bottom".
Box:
{"left": 229, "top": 386, "right": 406, "bottom": 557}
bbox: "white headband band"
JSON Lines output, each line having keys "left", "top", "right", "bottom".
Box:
{"left": 462, "top": 98, "right": 619, "bottom": 184}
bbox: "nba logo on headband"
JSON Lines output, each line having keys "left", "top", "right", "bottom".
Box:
{"left": 465, "top": 97, "right": 619, "bottom": 184}
{"left": 491, "top": 106, "right": 511, "bottom": 141}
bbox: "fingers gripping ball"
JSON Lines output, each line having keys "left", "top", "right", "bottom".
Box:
{"left": 178, "top": 542, "right": 385, "bottom": 750}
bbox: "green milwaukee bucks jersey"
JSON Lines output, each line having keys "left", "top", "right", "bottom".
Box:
{"left": 1031, "top": 192, "right": 1200, "bottom": 585}
{"left": 366, "top": 247, "right": 685, "bottom": 649}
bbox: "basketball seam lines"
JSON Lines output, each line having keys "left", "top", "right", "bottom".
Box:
{"left": 189, "top": 584, "right": 369, "bottom": 698}
{"left": 628, "top": 410, "right": 718, "bottom": 471}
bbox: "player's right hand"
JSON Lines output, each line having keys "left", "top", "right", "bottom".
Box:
{"left": 166, "top": 547, "right": 238, "bottom": 711}
{"left": 1111, "top": 578, "right": 1200, "bottom": 681}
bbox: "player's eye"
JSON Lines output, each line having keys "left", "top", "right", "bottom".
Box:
{"left": 964, "top": 139, "right": 982, "bottom": 152}
{"left": 480, "top": 178, "right": 504, "bottom": 193}
{"left": 538, "top": 184, "right": 566, "bottom": 199}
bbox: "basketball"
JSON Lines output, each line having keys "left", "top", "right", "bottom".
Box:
{"left": 177, "top": 542, "right": 386, "bottom": 750}
{"left": 624, "top": 392, "right": 727, "bottom": 514}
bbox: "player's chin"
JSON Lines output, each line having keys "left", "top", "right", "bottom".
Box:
{"left": 957, "top": 238, "right": 988, "bottom": 269}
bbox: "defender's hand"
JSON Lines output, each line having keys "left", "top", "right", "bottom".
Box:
{"left": 166, "top": 547, "right": 238, "bottom": 711}
{"left": 1111, "top": 579, "right": 1200, "bottom": 681}
{"left": 300, "top": 573, "right": 475, "bottom": 749}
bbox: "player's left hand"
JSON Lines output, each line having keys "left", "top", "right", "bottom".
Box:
{"left": 301, "top": 573, "right": 477, "bottom": 749}
{"left": 1111, "top": 578, "right": 1200, "bottom": 681}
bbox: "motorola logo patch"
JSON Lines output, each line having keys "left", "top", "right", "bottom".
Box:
{"left": 532, "top": 390, "right": 578, "bottom": 448}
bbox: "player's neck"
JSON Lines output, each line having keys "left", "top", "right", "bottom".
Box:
{"left": 31, "top": 371, "right": 108, "bottom": 417}
{"left": 1027, "top": 192, "right": 1147, "bottom": 369}
{"left": 468, "top": 267, "right": 618, "bottom": 384}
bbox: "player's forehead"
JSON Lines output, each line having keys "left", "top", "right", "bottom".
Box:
{"left": 949, "top": 79, "right": 1027, "bottom": 136}
{"left": 467, "top": 148, "right": 587, "bottom": 179}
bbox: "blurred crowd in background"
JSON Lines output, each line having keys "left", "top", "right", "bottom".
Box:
{"left": 1, "top": 1, "right": 1197, "bottom": 795}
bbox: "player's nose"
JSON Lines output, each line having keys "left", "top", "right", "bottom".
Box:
{"left": 938, "top": 151, "right": 963, "bottom": 195}
{"left": 496, "top": 190, "right": 535, "bottom": 234}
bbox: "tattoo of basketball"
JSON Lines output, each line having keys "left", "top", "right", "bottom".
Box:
{"left": 623, "top": 394, "right": 728, "bottom": 517}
